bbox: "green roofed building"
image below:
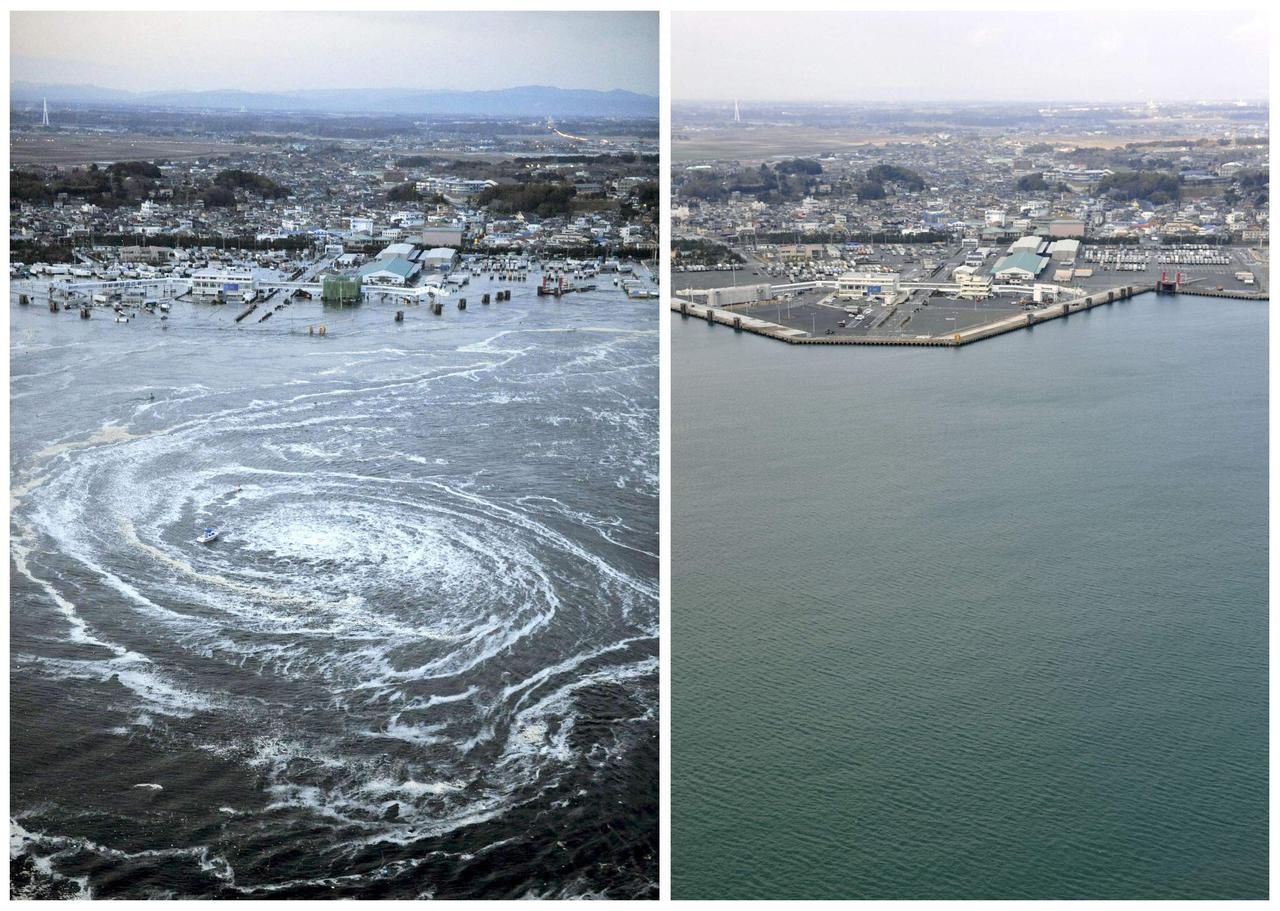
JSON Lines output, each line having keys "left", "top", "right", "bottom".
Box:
{"left": 357, "top": 256, "right": 420, "bottom": 286}
{"left": 992, "top": 250, "right": 1049, "bottom": 283}
{"left": 321, "top": 273, "right": 362, "bottom": 303}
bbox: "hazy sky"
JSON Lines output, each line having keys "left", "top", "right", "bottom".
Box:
{"left": 675, "top": 11, "right": 1269, "bottom": 103}
{"left": 11, "top": 11, "right": 658, "bottom": 95}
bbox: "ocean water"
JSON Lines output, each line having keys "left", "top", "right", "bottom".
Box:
{"left": 672, "top": 292, "right": 1267, "bottom": 900}
{"left": 10, "top": 278, "right": 658, "bottom": 899}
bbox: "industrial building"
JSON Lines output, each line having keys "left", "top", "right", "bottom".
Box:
{"left": 1047, "top": 218, "right": 1087, "bottom": 238}
{"left": 1009, "top": 235, "right": 1046, "bottom": 254}
{"left": 423, "top": 247, "right": 460, "bottom": 272}
{"left": 376, "top": 242, "right": 417, "bottom": 261}
{"left": 420, "top": 226, "right": 464, "bottom": 248}
{"left": 1049, "top": 239, "right": 1081, "bottom": 265}
{"left": 992, "top": 250, "right": 1048, "bottom": 283}
{"left": 356, "top": 256, "right": 419, "bottom": 286}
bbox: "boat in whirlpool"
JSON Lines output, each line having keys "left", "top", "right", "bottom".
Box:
{"left": 196, "top": 527, "right": 219, "bottom": 544}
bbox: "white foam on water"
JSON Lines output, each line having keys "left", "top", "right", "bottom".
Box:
{"left": 11, "top": 818, "right": 236, "bottom": 893}
{"left": 15, "top": 651, "right": 216, "bottom": 719}
{"left": 12, "top": 323, "right": 658, "bottom": 869}
{"left": 10, "top": 529, "right": 124, "bottom": 654}
{"left": 501, "top": 656, "right": 658, "bottom": 767}
{"left": 360, "top": 778, "right": 466, "bottom": 799}
{"left": 376, "top": 718, "right": 449, "bottom": 747}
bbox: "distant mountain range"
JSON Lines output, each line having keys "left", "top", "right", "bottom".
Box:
{"left": 9, "top": 82, "right": 658, "bottom": 118}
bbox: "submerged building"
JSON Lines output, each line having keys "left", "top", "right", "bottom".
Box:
{"left": 357, "top": 256, "right": 419, "bottom": 286}
{"left": 191, "top": 267, "right": 256, "bottom": 299}
{"left": 321, "top": 273, "right": 362, "bottom": 303}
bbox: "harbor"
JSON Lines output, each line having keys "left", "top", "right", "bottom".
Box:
{"left": 672, "top": 278, "right": 1266, "bottom": 348}
{"left": 13, "top": 255, "right": 658, "bottom": 337}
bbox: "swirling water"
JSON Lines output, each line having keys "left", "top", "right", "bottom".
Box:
{"left": 672, "top": 293, "right": 1267, "bottom": 899}
{"left": 10, "top": 281, "right": 657, "bottom": 898}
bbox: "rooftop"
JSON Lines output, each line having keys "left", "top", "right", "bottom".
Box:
{"left": 993, "top": 251, "right": 1048, "bottom": 275}
{"left": 357, "top": 256, "right": 416, "bottom": 279}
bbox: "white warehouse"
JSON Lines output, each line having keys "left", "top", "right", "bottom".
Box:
{"left": 1049, "top": 239, "right": 1081, "bottom": 264}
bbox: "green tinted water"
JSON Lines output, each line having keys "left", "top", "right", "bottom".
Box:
{"left": 672, "top": 293, "right": 1268, "bottom": 899}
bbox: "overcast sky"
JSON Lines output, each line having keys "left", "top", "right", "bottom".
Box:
{"left": 11, "top": 11, "right": 657, "bottom": 95}
{"left": 675, "top": 11, "right": 1269, "bottom": 103}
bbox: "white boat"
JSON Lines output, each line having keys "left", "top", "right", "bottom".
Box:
{"left": 196, "top": 528, "right": 219, "bottom": 544}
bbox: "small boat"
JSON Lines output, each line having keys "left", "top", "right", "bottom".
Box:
{"left": 196, "top": 528, "right": 219, "bottom": 544}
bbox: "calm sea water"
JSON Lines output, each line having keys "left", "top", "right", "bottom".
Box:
{"left": 11, "top": 278, "right": 657, "bottom": 898}
{"left": 672, "top": 292, "right": 1267, "bottom": 900}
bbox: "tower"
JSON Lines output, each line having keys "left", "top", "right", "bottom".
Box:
{"left": 41, "top": 98, "right": 49, "bottom": 127}
{"left": 733, "top": 99, "right": 741, "bottom": 124}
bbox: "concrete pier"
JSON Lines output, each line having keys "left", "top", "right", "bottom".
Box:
{"left": 672, "top": 285, "right": 1164, "bottom": 348}
{"left": 1174, "top": 287, "right": 1269, "bottom": 301}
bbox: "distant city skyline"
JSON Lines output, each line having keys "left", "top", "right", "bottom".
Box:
{"left": 674, "top": 11, "right": 1269, "bottom": 103}
{"left": 10, "top": 11, "right": 658, "bottom": 95}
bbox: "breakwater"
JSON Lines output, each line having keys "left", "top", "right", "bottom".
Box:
{"left": 673, "top": 285, "right": 1160, "bottom": 347}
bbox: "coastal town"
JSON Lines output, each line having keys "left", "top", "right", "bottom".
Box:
{"left": 10, "top": 103, "right": 659, "bottom": 312}
{"left": 671, "top": 99, "right": 1267, "bottom": 344}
